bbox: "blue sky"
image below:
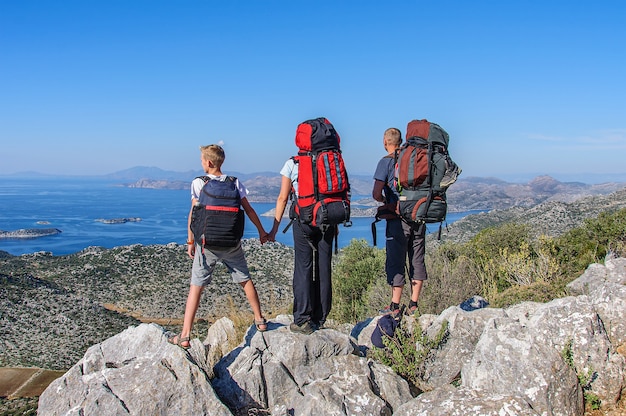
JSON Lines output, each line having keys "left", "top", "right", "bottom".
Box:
{"left": 1, "top": 1, "right": 625, "bottom": 182}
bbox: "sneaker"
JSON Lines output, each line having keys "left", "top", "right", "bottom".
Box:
{"left": 379, "top": 304, "right": 401, "bottom": 316}
{"left": 290, "top": 321, "right": 314, "bottom": 335}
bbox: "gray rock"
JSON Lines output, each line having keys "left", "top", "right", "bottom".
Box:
{"left": 204, "top": 316, "right": 237, "bottom": 370}
{"left": 566, "top": 257, "right": 626, "bottom": 344}
{"left": 462, "top": 316, "right": 584, "bottom": 416}
{"left": 212, "top": 315, "right": 413, "bottom": 415}
{"left": 516, "top": 296, "right": 626, "bottom": 406}
{"left": 394, "top": 384, "right": 539, "bottom": 416}
{"left": 37, "top": 324, "right": 230, "bottom": 416}
{"left": 37, "top": 256, "right": 626, "bottom": 415}
{"left": 566, "top": 257, "right": 626, "bottom": 295}
{"left": 419, "top": 306, "right": 507, "bottom": 391}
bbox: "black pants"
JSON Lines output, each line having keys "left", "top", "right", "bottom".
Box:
{"left": 292, "top": 221, "right": 335, "bottom": 326}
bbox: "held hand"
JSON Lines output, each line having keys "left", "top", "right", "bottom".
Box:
{"left": 267, "top": 229, "right": 277, "bottom": 242}
{"left": 269, "top": 220, "right": 281, "bottom": 240}
{"left": 259, "top": 232, "right": 270, "bottom": 244}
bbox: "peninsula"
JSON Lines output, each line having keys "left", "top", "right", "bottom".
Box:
{"left": 0, "top": 228, "right": 62, "bottom": 239}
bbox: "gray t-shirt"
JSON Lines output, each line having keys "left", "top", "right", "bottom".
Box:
{"left": 373, "top": 155, "right": 399, "bottom": 204}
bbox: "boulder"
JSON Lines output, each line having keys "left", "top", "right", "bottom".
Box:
{"left": 211, "top": 314, "right": 413, "bottom": 415}
{"left": 394, "top": 384, "right": 539, "bottom": 416}
{"left": 566, "top": 257, "right": 626, "bottom": 345}
{"left": 462, "top": 316, "right": 584, "bottom": 416}
{"left": 37, "top": 323, "right": 230, "bottom": 415}
{"left": 512, "top": 296, "right": 626, "bottom": 406}
{"left": 37, "top": 257, "right": 626, "bottom": 415}
{"left": 419, "top": 306, "right": 507, "bottom": 391}
{"left": 204, "top": 316, "right": 238, "bottom": 370}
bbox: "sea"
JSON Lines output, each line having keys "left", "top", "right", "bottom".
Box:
{"left": 0, "top": 177, "right": 481, "bottom": 256}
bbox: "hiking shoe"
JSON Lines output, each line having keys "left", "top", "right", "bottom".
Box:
{"left": 378, "top": 305, "right": 400, "bottom": 315}
{"left": 312, "top": 321, "right": 326, "bottom": 330}
{"left": 440, "top": 164, "right": 462, "bottom": 188}
{"left": 290, "top": 321, "right": 314, "bottom": 335}
{"left": 379, "top": 304, "right": 401, "bottom": 317}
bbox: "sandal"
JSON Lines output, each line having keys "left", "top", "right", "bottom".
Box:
{"left": 254, "top": 318, "right": 268, "bottom": 332}
{"left": 168, "top": 334, "right": 190, "bottom": 350}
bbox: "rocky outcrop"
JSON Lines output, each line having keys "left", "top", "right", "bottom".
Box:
{"left": 211, "top": 315, "right": 413, "bottom": 415}
{"left": 38, "top": 258, "right": 626, "bottom": 415}
{"left": 37, "top": 324, "right": 231, "bottom": 415}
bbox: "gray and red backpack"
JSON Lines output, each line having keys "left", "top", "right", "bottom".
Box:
{"left": 395, "top": 119, "right": 461, "bottom": 234}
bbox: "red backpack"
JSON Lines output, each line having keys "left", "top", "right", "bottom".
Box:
{"left": 290, "top": 117, "right": 351, "bottom": 229}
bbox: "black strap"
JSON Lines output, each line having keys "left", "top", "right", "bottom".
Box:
{"left": 282, "top": 218, "right": 295, "bottom": 234}
{"left": 371, "top": 217, "right": 380, "bottom": 246}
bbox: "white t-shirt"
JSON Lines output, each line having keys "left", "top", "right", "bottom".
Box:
{"left": 280, "top": 158, "right": 299, "bottom": 195}
{"left": 190, "top": 174, "right": 248, "bottom": 201}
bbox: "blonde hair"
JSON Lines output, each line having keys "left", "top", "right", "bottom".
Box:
{"left": 200, "top": 144, "right": 225, "bottom": 168}
{"left": 384, "top": 127, "right": 402, "bottom": 146}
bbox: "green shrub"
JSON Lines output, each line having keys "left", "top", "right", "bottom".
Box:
{"left": 371, "top": 320, "right": 449, "bottom": 391}
{"left": 490, "top": 280, "right": 558, "bottom": 308}
{"left": 331, "top": 239, "right": 386, "bottom": 323}
{"left": 422, "top": 243, "right": 483, "bottom": 315}
{"left": 554, "top": 208, "right": 626, "bottom": 280}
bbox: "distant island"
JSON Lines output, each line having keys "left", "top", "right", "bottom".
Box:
{"left": 0, "top": 228, "right": 62, "bottom": 239}
{"left": 95, "top": 217, "right": 142, "bottom": 224}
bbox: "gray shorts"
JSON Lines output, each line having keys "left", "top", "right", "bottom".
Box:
{"left": 190, "top": 242, "right": 251, "bottom": 287}
{"left": 385, "top": 219, "right": 428, "bottom": 287}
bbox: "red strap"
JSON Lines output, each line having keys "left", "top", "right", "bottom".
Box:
{"left": 204, "top": 205, "right": 239, "bottom": 212}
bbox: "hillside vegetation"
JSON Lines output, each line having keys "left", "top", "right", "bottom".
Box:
{"left": 0, "top": 240, "right": 293, "bottom": 371}
{"left": 330, "top": 189, "right": 626, "bottom": 324}
{"left": 2, "top": 186, "right": 626, "bottom": 416}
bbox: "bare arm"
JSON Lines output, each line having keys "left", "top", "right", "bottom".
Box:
{"left": 372, "top": 179, "right": 386, "bottom": 202}
{"left": 241, "top": 197, "right": 268, "bottom": 242}
{"left": 186, "top": 198, "right": 197, "bottom": 258}
{"left": 269, "top": 175, "right": 292, "bottom": 240}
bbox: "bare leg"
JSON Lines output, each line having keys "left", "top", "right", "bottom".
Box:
{"left": 240, "top": 280, "right": 265, "bottom": 324}
{"left": 391, "top": 286, "right": 403, "bottom": 304}
{"left": 176, "top": 284, "right": 205, "bottom": 347}
{"left": 410, "top": 280, "right": 423, "bottom": 303}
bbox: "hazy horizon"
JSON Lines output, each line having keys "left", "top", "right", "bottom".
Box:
{"left": 2, "top": 165, "right": 626, "bottom": 185}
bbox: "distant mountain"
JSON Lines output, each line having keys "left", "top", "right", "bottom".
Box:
{"left": 432, "top": 186, "right": 626, "bottom": 245}
{"left": 102, "top": 166, "right": 286, "bottom": 183}
{"left": 115, "top": 168, "right": 374, "bottom": 199}
{"left": 446, "top": 175, "right": 626, "bottom": 211}
{"left": 102, "top": 166, "right": 201, "bottom": 181}
{"left": 115, "top": 169, "right": 626, "bottom": 210}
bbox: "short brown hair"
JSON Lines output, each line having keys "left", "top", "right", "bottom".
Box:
{"left": 384, "top": 127, "right": 402, "bottom": 146}
{"left": 200, "top": 144, "right": 225, "bottom": 168}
